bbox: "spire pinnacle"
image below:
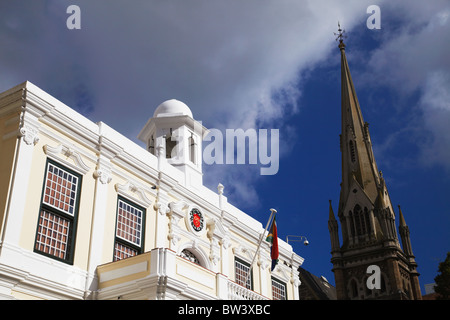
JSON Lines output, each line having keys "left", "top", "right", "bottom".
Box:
{"left": 334, "top": 22, "right": 347, "bottom": 49}
{"left": 329, "top": 200, "right": 336, "bottom": 221}
{"left": 398, "top": 205, "right": 407, "bottom": 227}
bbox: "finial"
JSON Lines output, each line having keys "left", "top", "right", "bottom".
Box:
{"left": 334, "top": 22, "right": 347, "bottom": 48}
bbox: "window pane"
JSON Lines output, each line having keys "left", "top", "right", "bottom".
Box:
{"left": 114, "top": 242, "right": 138, "bottom": 261}
{"left": 180, "top": 249, "right": 200, "bottom": 265}
{"left": 235, "top": 259, "right": 251, "bottom": 289}
{"left": 35, "top": 210, "right": 70, "bottom": 260}
{"left": 272, "top": 278, "right": 286, "bottom": 300}
{"left": 116, "top": 199, "right": 143, "bottom": 246}
{"left": 43, "top": 163, "right": 79, "bottom": 216}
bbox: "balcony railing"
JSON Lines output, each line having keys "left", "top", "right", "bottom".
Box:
{"left": 227, "top": 280, "right": 269, "bottom": 300}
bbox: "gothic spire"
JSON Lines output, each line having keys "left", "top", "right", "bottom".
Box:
{"left": 338, "top": 27, "right": 381, "bottom": 205}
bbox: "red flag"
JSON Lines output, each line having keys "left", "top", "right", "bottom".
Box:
{"left": 266, "top": 216, "right": 279, "bottom": 270}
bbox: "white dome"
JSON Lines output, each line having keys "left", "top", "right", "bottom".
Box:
{"left": 153, "top": 99, "right": 193, "bottom": 118}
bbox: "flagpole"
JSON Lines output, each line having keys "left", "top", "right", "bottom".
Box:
{"left": 243, "top": 208, "right": 277, "bottom": 289}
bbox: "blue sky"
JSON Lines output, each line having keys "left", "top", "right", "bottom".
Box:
{"left": 1, "top": 0, "right": 449, "bottom": 294}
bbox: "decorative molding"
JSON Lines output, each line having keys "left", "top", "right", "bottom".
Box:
{"left": 93, "top": 158, "right": 112, "bottom": 184}
{"left": 219, "top": 236, "right": 231, "bottom": 250}
{"left": 168, "top": 200, "right": 189, "bottom": 216}
{"left": 272, "top": 262, "right": 291, "bottom": 283}
{"left": 209, "top": 238, "right": 220, "bottom": 266}
{"left": 43, "top": 143, "right": 91, "bottom": 175}
{"left": 232, "top": 245, "right": 255, "bottom": 263}
{"left": 114, "top": 181, "right": 153, "bottom": 208}
{"left": 167, "top": 200, "right": 188, "bottom": 248}
{"left": 93, "top": 168, "right": 112, "bottom": 184}
{"left": 19, "top": 124, "right": 39, "bottom": 146}
{"left": 257, "top": 254, "right": 270, "bottom": 271}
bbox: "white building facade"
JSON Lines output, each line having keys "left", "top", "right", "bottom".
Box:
{"left": 0, "top": 81, "right": 303, "bottom": 300}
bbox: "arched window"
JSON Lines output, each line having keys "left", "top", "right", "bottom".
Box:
{"left": 165, "top": 130, "right": 177, "bottom": 159}
{"left": 349, "top": 211, "right": 356, "bottom": 237}
{"left": 354, "top": 205, "right": 363, "bottom": 236}
{"left": 180, "top": 249, "right": 200, "bottom": 265}
{"left": 380, "top": 275, "right": 387, "bottom": 293}
{"left": 364, "top": 207, "right": 372, "bottom": 235}
{"left": 350, "top": 279, "right": 358, "bottom": 298}
{"left": 352, "top": 205, "right": 371, "bottom": 239}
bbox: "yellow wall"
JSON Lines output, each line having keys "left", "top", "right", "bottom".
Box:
{"left": 0, "top": 112, "right": 20, "bottom": 241}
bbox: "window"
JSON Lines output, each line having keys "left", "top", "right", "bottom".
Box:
{"left": 352, "top": 205, "right": 371, "bottom": 238}
{"left": 165, "top": 129, "right": 177, "bottom": 159}
{"left": 34, "top": 160, "right": 82, "bottom": 264}
{"left": 180, "top": 249, "right": 200, "bottom": 265}
{"left": 272, "top": 277, "right": 287, "bottom": 300}
{"left": 349, "top": 140, "right": 356, "bottom": 163}
{"left": 350, "top": 279, "right": 358, "bottom": 298}
{"left": 114, "top": 197, "right": 145, "bottom": 261}
{"left": 148, "top": 135, "right": 155, "bottom": 155}
{"left": 235, "top": 258, "right": 252, "bottom": 290}
{"left": 189, "top": 135, "right": 196, "bottom": 164}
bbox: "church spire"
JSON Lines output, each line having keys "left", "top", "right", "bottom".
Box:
{"left": 338, "top": 27, "right": 381, "bottom": 205}
{"left": 329, "top": 25, "right": 421, "bottom": 299}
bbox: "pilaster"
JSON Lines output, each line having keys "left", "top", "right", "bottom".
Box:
{"left": 1, "top": 111, "right": 40, "bottom": 249}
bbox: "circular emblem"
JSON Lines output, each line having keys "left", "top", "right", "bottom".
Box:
{"left": 189, "top": 208, "right": 204, "bottom": 232}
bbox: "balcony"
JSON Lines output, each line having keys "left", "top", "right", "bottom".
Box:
{"left": 95, "top": 248, "right": 269, "bottom": 300}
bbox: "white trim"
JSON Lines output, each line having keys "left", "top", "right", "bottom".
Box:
{"left": 43, "top": 143, "right": 91, "bottom": 175}
{"left": 114, "top": 181, "right": 153, "bottom": 208}
{"left": 0, "top": 242, "right": 87, "bottom": 300}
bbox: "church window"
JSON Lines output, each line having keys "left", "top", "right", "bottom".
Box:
{"left": 271, "top": 277, "right": 287, "bottom": 300}
{"left": 349, "top": 140, "right": 356, "bottom": 163}
{"left": 349, "top": 211, "right": 356, "bottom": 237}
{"left": 364, "top": 276, "right": 372, "bottom": 297}
{"left": 235, "top": 258, "right": 253, "bottom": 290}
{"left": 380, "top": 275, "right": 387, "bottom": 293}
{"left": 354, "top": 206, "right": 363, "bottom": 236}
{"left": 350, "top": 279, "right": 358, "bottom": 298}
{"left": 34, "top": 160, "right": 81, "bottom": 264}
{"left": 364, "top": 207, "right": 371, "bottom": 234}
{"left": 114, "top": 197, "right": 145, "bottom": 261}
{"left": 352, "top": 205, "right": 371, "bottom": 239}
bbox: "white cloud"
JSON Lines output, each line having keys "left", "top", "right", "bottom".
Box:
{"left": 0, "top": 0, "right": 388, "bottom": 208}
{"left": 68, "top": 0, "right": 375, "bottom": 205}
{"left": 419, "top": 71, "right": 450, "bottom": 170}
{"left": 361, "top": 1, "right": 450, "bottom": 172}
